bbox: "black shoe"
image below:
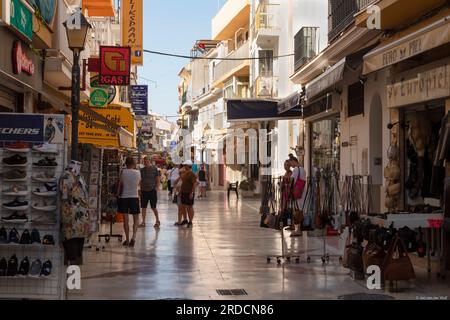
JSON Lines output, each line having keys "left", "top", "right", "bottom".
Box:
{"left": 187, "top": 222, "right": 193, "bottom": 228}
{"left": 42, "top": 235, "right": 55, "bottom": 245}
{"left": 2, "top": 154, "right": 27, "bottom": 166}
{"left": 33, "top": 157, "right": 57, "bottom": 167}
{"left": 8, "top": 228, "right": 20, "bottom": 243}
{"left": 19, "top": 229, "right": 31, "bottom": 244}
{"left": 2, "top": 212, "right": 28, "bottom": 224}
{"left": 18, "top": 257, "right": 30, "bottom": 276}
{"left": 0, "top": 258, "right": 7, "bottom": 276}
{"left": 181, "top": 220, "right": 189, "bottom": 226}
{"left": 7, "top": 254, "right": 18, "bottom": 277}
{"left": 40, "top": 260, "right": 52, "bottom": 277}
{"left": 3, "top": 198, "right": 29, "bottom": 211}
{"left": 30, "top": 229, "right": 41, "bottom": 244}
{"left": 0, "top": 227, "right": 7, "bottom": 243}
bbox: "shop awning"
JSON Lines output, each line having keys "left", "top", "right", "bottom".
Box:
{"left": 277, "top": 92, "right": 302, "bottom": 115}
{"left": 83, "top": 0, "right": 115, "bottom": 17}
{"left": 306, "top": 58, "right": 346, "bottom": 101}
{"left": 363, "top": 8, "right": 450, "bottom": 75}
{"left": 226, "top": 99, "right": 302, "bottom": 122}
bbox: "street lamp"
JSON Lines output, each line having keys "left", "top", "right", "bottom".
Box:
{"left": 63, "top": 11, "right": 91, "bottom": 161}
{"left": 136, "top": 118, "right": 144, "bottom": 164}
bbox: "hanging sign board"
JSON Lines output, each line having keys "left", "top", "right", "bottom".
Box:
{"left": 121, "top": 0, "right": 143, "bottom": 65}
{"left": 130, "top": 85, "right": 148, "bottom": 115}
{"left": 0, "top": 113, "right": 64, "bottom": 144}
{"left": 10, "top": 0, "right": 33, "bottom": 40}
{"left": 90, "top": 74, "right": 116, "bottom": 107}
{"left": 99, "top": 46, "right": 131, "bottom": 86}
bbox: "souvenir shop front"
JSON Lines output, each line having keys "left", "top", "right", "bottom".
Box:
{"left": 336, "top": 10, "right": 450, "bottom": 283}
{"left": 0, "top": 112, "right": 67, "bottom": 299}
{"left": 78, "top": 103, "right": 135, "bottom": 240}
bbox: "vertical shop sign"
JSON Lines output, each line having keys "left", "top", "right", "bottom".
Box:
{"left": 12, "top": 40, "right": 35, "bottom": 75}
{"left": 121, "top": 0, "right": 143, "bottom": 65}
{"left": 130, "top": 85, "right": 148, "bottom": 115}
{"left": 10, "top": 0, "right": 33, "bottom": 40}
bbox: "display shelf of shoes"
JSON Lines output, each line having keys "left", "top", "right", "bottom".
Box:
{"left": 0, "top": 145, "right": 64, "bottom": 300}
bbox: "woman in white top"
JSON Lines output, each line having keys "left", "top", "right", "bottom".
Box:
{"left": 117, "top": 157, "right": 141, "bottom": 247}
{"left": 290, "top": 154, "right": 307, "bottom": 236}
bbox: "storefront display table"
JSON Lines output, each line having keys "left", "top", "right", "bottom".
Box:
{"left": 365, "top": 213, "right": 444, "bottom": 274}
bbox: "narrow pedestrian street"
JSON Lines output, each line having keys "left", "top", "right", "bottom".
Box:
{"left": 70, "top": 191, "right": 448, "bottom": 300}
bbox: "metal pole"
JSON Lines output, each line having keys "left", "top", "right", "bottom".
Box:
{"left": 137, "top": 128, "right": 141, "bottom": 164}
{"left": 71, "top": 50, "right": 81, "bottom": 161}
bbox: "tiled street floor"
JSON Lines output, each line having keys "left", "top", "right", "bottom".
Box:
{"left": 69, "top": 191, "right": 450, "bottom": 300}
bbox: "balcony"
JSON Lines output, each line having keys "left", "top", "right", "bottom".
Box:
{"left": 328, "top": 0, "right": 357, "bottom": 43}
{"left": 355, "top": 0, "right": 447, "bottom": 30}
{"left": 254, "top": 75, "right": 278, "bottom": 98}
{"left": 212, "top": 0, "right": 250, "bottom": 40}
{"left": 252, "top": 3, "right": 280, "bottom": 46}
{"left": 294, "top": 27, "right": 319, "bottom": 71}
{"left": 213, "top": 41, "right": 251, "bottom": 86}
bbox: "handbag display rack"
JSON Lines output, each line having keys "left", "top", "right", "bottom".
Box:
{"left": 305, "top": 168, "right": 343, "bottom": 265}
{"left": 264, "top": 177, "right": 301, "bottom": 265}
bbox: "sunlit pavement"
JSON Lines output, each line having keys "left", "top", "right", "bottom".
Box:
{"left": 68, "top": 191, "right": 449, "bottom": 300}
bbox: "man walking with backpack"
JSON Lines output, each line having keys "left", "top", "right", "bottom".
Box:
{"left": 140, "top": 157, "right": 161, "bottom": 228}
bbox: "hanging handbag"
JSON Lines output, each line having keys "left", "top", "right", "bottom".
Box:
{"left": 342, "top": 228, "right": 352, "bottom": 269}
{"left": 293, "top": 199, "right": 304, "bottom": 225}
{"left": 383, "top": 236, "right": 416, "bottom": 281}
{"left": 347, "top": 242, "right": 364, "bottom": 273}
{"left": 363, "top": 242, "right": 386, "bottom": 271}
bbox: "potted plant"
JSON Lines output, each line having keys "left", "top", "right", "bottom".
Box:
{"left": 239, "top": 179, "right": 256, "bottom": 198}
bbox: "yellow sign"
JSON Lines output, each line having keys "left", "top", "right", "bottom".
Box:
{"left": 79, "top": 104, "right": 135, "bottom": 148}
{"left": 121, "top": 0, "right": 143, "bottom": 65}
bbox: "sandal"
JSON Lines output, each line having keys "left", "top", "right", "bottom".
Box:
{"left": 129, "top": 239, "right": 135, "bottom": 247}
{"left": 154, "top": 221, "right": 161, "bottom": 228}
{"left": 174, "top": 222, "right": 182, "bottom": 226}
{"left": 122, "top": 240, "right": 129, "bottom": 246}
{"left": 139, "top": 223, "right": 146, "bottom": 228}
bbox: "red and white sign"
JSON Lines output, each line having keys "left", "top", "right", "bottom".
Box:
{"left": 99, "top": 46, "right": 131, "bottom": 86}
{"left": 12, "top": 41, "right": 35, "bottom": 76}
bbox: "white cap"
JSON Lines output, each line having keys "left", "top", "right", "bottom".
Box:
{"left": 183, "top": 160, "right": 193, "bottom": 166}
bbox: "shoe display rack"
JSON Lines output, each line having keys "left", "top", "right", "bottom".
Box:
{"left": 0, "top": 144, "right": 64, "bottom": 300}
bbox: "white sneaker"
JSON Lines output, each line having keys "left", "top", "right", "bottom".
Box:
{"left": 31, "top": 213, "right": 55, "bottom": 225}
{"left": 32, "top": 171, "right": 56, "bottom": 183}
{"left": 32, "top": 143, "right": 58, "bottom": 154}
{"left": 2, "top": 185, "right": 28, "bottom": 196}
{"left": 32, "top": 201, "right": 57, "bottom": 211}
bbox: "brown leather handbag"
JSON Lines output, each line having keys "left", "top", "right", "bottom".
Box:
{"left": 363, "top": 242, "right": 386, "bottom": 271}
{"left": 382, "top": 236, "right": 416, "bottom": 281}
{"left": 292, "top": 199, "right": 304, "bottom": 225}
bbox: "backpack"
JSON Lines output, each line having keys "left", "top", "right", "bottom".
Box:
{"left": 292, "top": 167, "right": 306, "bottom": 199}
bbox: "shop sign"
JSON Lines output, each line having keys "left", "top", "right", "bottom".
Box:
{"left": 90, "top": 74, "right": 116, "bottom": 107}
{"left": 79, "top": 104, "right": 135, "bottom": 148}
{"left": 363, "top": 16, "right": 450, "bottom": 75}
{"left": 387, "top": 64, "right": 450, "bottom": 108}
{"left": 130, "top": 85, "right": 148, "bottom": 115}
{"left": 121, "top": 0, "right": 143, "bottom": 65}
{"left": 10, "top": 0, "right": 33, "bottom": 40}
{"left": 0, "top": 113, "right": 64, "bottom": 144}
{"left": 99, "top": 46, "right": 131, "bottom": 86}
{"left": 12, "top": 40, "right": 35, "bottom": 75}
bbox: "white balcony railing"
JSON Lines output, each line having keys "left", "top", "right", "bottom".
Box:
{"left": 213, "top": 41, "right": 250, "bottom": 84}
{"left": 252, "top": 3, "right": 280, "bottom": 36}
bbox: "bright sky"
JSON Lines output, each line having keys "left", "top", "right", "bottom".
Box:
{"left": 138, "top": 1, "right": 220, "bottom": 117}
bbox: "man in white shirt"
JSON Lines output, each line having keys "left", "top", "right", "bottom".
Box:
{"left": 117, "top": 157, "right": 141, "bottom": 247}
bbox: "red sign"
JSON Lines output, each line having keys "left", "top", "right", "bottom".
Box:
{"left": 12, "top": 41, "right": 34, "bottom": 76}
{"left": 99, "top": 46, "right": 131, "bottom": 86}
{"left": 427, "top": 219, "right": 444, "bottom": 229}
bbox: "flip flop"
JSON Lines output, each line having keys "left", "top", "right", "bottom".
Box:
{"left": 139, "top": 223, "right": 146, "bottom": 228}
{"left": 154, "top": 221, "right": 161, "bottom": 228}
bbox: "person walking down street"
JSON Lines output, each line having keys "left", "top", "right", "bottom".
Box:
{"left": 169, "top": 164, "right": 180, "bottom": 199}
{"left": 140, "top": 157, "right": 161, "bottom": 228}
{"left": 180, "top": 160, "right": 197, "bottom": 228}
{"left": 197, "top": 165, "right": 208, "bottom": 199}
{"left": 173, "top": 165, "right": 188, "bottom": 226}
{"left": 117, "top": 157, "right": 141, "bottom": 247}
